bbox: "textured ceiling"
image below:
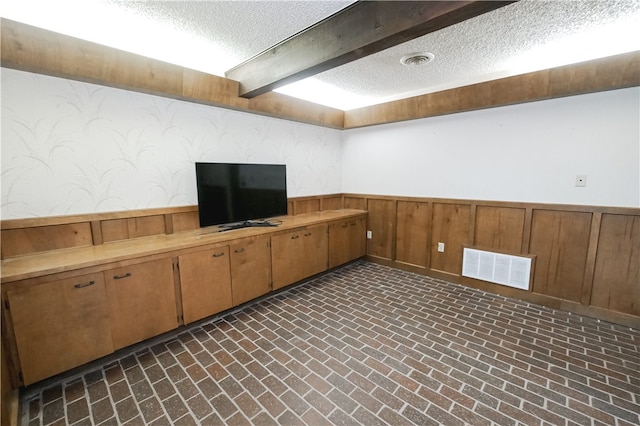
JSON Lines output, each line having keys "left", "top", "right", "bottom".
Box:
{"left": 107, "top": 0, "right": 355, "bottom": 73}
{"left": 3, "top": 0, "right": 639, "bottom": 110}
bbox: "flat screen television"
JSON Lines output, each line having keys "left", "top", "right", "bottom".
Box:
{"left": 195, "top": 162, "right": 287, "bottom": 229}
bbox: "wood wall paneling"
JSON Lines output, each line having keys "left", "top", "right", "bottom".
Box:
{"left": 344, "top": 197, "right": 367, "bottom": 211}
{"left": 100, "top": 219, "right": 129, "bottom": 243}
{"left": 474, "top": 206, "right": 526, "bottom": 253}
{"left": 171, "top": 211, "right": 200, "bottom": 233}
{"left": 344, "top": 97, "right": 420, "bottom": 128}
{"left": 343, "top": 52, "right": 639, "bottom": 129}
{"left": 293, "top": 199, "right": 321, "bottom": 215}
{"left": 248, "top": 92, "right": 344, "bottom": 129}
{"left": 181, "top": 68, "right": 248, "bottom": 109}
{"left": 366, "top": 199, "right": 396, "bottom": 261}
{"left": 0, "top": 19, "right": 343, "bottom": 129}
{"left": 101, "top": 215, "right": 166, "bottom": 243}
{"left": 548, "top": 51, "right": 640, "bottom": 97}
{"left": 2, "top": 19, "right": 637, "bottom": 131}
{"left": 488, "top": 71, "right": 550, "bottom": 106}
{"left": 0, "top": 223, "right": 93, "bottom": 258}
{"left": 321, "top": 196, "right": 344, "bottom": 211}
{"left": 590, "top": 214, "right": 640, "bottom": 316}
{"left": 395, "top": 201, "right": 431, "bottom": 268}
{"left": 430, "top": 203, "right": 472, "bottom": 275}
{"left": 529, "top": 210, "right": 592, "bottom": 302}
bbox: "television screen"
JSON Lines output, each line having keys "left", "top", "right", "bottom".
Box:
{"left": 195, "top": 162, "right": 287, "bottom": 228}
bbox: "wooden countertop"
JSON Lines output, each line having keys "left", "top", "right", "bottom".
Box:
{"left": 1, "top": 210, "right": 366, "bottom": 284}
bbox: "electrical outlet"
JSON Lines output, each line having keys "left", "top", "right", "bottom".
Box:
{"left": 366, "top": 230, "right": 372, "bottom": 239}
{"left": 437, "top": 242, "right": 445, "bottom": 252}
{"left": 575, "top": 175, "right": 587, "bottom": 187}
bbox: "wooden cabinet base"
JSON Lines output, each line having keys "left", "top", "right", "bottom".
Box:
{"left": 0, "top": 210, "right": 366, "bottom": 387}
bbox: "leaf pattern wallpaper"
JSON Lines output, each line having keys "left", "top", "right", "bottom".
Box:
{"left": 1, "top": 68, "right": 342, "bottom": 219}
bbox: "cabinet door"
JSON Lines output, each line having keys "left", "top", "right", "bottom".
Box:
{"left": 7, "top": 273, "right": 113, "bottom": 385}
{"left": 302, "top": 224, "right": 329, "bottom": 277}
{"left": 272, "top": 225, "right": 328, "bottom": 290}
{"left": 230, "top": 237, "right": 271, "bottom": 306}
{"left": 271, "top": 229, "right": 305, "bottom": 290}
{"left": 179, "top": 247, "right": 232, "bottom": 324}
{"left": 329, "top": 217, "right": 366, "bottom": 268}
{"left": 105, "top": 259, "right": 178, "bottom": 349}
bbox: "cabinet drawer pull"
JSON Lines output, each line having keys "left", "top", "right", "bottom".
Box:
{"left": 304, "top": 232, "right": 312, "bottom": 237}
{"left": 113, "top": 273, "right": 132, "bottom": 280}
{"left": 74, "top": 280, "right": 96, "bottom": 289}
{"left": 212, "top": 252, "right": 225, "bottom": 257}
{"left": 342, "top": 224, "right": 349, "bottom": 228}
{"left": 291, "top": 235, "right": 300, "bottom": 240}
{"left": 234, "top": 248, "right": 245, "bottom": 253}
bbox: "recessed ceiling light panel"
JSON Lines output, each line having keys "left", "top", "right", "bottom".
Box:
{"left": 400, "top": 52, "right": 435, "bottom": 66}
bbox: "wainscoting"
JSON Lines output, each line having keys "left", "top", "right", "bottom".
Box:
{"left": 2, "top": 194, "right": 638, "bottom": 327}
{"left": 343, "top": 194, "right": 639, "bottom": 329}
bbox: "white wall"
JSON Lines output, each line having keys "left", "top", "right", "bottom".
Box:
{"left": 342, "top": 87, "right": 640, "bottom": 208}
{"left": 2, "top": 68, "right": 639, "bottom": 221}
{"left": 0, "top": 68, "right": 342, "bottom": 219}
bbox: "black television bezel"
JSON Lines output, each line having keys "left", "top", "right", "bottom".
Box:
{"left": 195, "top": 162, "right": 288, "bottom": 229}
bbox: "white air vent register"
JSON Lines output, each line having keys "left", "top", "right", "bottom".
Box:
{"left": 462, "top": 248, "right": 532, "bottom": 290}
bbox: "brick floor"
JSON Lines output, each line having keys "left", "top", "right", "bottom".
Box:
{"left": 20, "top": 261, "right": 640, "bottom": 425}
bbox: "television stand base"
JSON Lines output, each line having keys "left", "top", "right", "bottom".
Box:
{"left": 219, "top": 220, "right": 280, "bottom": 232}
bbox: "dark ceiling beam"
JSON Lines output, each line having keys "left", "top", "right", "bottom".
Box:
{"left": 226, "top": 0, "right": 516, "bottom": 98}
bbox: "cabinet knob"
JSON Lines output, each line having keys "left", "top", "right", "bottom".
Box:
{"left": 113, "top": 273, "right": 132, "bottom": 280}
{"left": 74, "top": 280, "right": 96, "bottom": 289}
{"left": 212, "top": 252, "right": 225, "bottom": 257}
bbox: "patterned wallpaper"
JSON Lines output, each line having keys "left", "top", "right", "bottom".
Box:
{"left": 1, "top": 68, "right": 342, "bottom": 219}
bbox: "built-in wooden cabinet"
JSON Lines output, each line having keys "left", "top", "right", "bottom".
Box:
{"left": 5, "top": 273, "right": 113, "bottom": 385}
{"left": 178, "top": 236, "right": 272, "bottom": 322}
{"left": 105, "top": 259, "right": 178, "bottom": 349}
{"left": 0, "top": 210, "right": 366, "bottom": 387}
{"left": 230, "top": 237, "right": 272, "bottom": 306}
{"left": 328, "top": 217, "right": 366, "bottom": 268}
{"left": 272, "top": 224, "right": 328, "bottom": 290}
{"left": 178, "top": 247, "right": 233, "bottom": 325}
